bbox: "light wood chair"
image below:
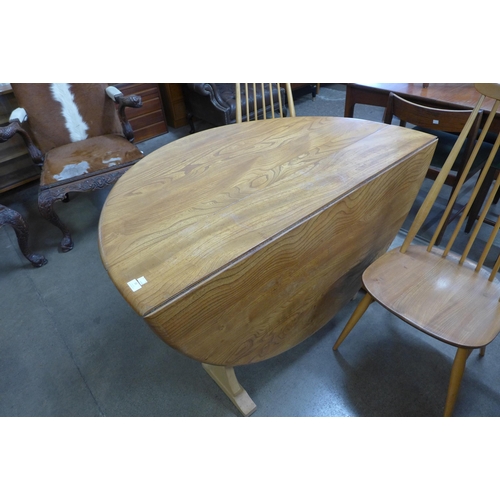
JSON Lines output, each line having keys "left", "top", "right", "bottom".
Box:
{"left": 333, "top": 83, "right": 500, "bottom": 417}
{"left": 235, "top": 84, "right": 295, "bottom": 123}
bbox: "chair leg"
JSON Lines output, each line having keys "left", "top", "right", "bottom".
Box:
{"left": 38, "top": 189, "right": 74, "bottom": 252}
{"left": 187, "top": 112, "right": 196, "bottom": 134}
{"left": 443, "top": 347, "right": 472, "bottom": 417}
{"left": 333, "top": 292, "right": 374, "bottom": 351}
{"left": 0, "top": 205, "right": 47, "bottom": 267}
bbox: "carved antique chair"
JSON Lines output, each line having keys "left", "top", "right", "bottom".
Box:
{"left": 0, "top": 204, "right": 47, "bottom": 267}
{"left": 0, "top": 84, "right": 144, "bottom": 252}
{"left": 182, "top": 83, "right": 294, "bottom": 133}
{"left": 333, "top": 83, "right": 500, "bottom": 417}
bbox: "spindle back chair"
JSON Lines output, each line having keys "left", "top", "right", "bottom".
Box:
{"left": 333, "top": 83, "right": 500, "bottom": 417}
{"left": 235, "top": 83, "right": 295, "bottom": 123}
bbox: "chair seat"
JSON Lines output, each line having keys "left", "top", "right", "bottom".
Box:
{"left": 41, "top": 134, "right": 144, "bottom": 186}
{"left": 363, "top": 245, "right": 500, "bottom": 348}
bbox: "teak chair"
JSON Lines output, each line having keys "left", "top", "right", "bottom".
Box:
{"left": 383, "top": 92, "right": 486, "bottom": 242}
{"left": 0, "top": 204, "right": 47, "bottom": 267}
{"left": 0, "top": 84, "right": 144, "bottom": 252}
{"left": 235, "top": 83, "right": 295, "bottom": 123}
{"left": 333, "top": 83, "right": 500, "bottom": 417}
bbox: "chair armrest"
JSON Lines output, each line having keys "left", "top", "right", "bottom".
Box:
{"left": 186, "top": 83, "right": 230, "bottom": 109}
{"left": 0, "top": 108, "right": 44, "bottom": 166}
{"left": 105, "top": 86, "right": 143, "bottom": 143}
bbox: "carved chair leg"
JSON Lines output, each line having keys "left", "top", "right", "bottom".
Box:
{"left": 0, "top": 205, "right": 47, "bottom": 267}
{"left": 202, "top": 363, "right": 257, "bottom": 416}
{"left": 187, "top": 113, "right": 196, "bottom": 134}
{"left": 333, "top": 292, "right": 375, "bottom": 351}
{"left": 38, "top": 189, "right": 74, "bottom": 252}
{"left": 443, "top": 347, "right": 472, "bottom": 417}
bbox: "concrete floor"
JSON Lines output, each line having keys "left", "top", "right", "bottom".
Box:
{"left": 2, "top": 85, "right": 500, "bottom": 417}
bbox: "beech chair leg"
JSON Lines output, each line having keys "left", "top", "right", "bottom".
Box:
{"left": 333, "top": 292, "right": 374, "bottom": 351}
{"left": 202, "top": 363, "right": 257, "bottom": 417}
{"left": 443, "top": 347, "right": 472, "bottom": 417}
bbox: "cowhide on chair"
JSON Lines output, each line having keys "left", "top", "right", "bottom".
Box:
{"left": 0, "top": 84, "right": 144, "bottom": 252}
{"left": 0, "top": 204, "right": 47, "bottom": 267}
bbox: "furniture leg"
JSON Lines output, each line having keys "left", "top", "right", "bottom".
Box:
{"left": 202, "top": 363, "right": 257, "bottom": 417}
{"left": 480, "top": 346, "right": 486, "bottom": 356}
{"left": 0, "top": 205, "right": 47, "bottom": 267}
{"left": 443, "top": 347, "right": 472, "bottom": 417}
{"left": 344, "top": 85, "right": 356, "bottom": 117}
{"left": 333, "top": 292, "right": 374, "bottom": 350}
{"left": 187, "top": 112, "right": 196, "bottom": 134}
{"left": 38, "top": 189, "right": 74, "bottom": 252}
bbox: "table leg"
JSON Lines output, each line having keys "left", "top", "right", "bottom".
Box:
{"left": 202, "top": 363, "right": 257, "bottom": 416}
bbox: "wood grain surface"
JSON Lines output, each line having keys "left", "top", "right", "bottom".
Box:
{"left": 99, "top": 116, "right": 436, "bottom": 365}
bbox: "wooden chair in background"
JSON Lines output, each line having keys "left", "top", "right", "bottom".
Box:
{"left": 235, "top": 84, "right": 295, "bottom": 123}
{"left": 383, "top": 92, "right": 486, "bottom": 242}
{"left": 333, "top": 83, "right": 500, "bottom": 417}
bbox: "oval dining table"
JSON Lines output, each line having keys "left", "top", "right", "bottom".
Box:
{"left": 98, "top": 116, "right": 437, "bottom": 416}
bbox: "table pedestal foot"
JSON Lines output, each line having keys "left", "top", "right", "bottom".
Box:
{"left": 202, "top": 363, "right": 257, "bottom": 416}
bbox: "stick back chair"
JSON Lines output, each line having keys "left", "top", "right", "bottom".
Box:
{"left": 333, "top": 83, "right": 500, "bottom": 417}
{"left": 0, "top": 84, "right": 144, "bottom": 252}
{"left": 235, "top": 84, "right": 295, "bottom": 123}
{"left": 383, "top": 93, "right": 485, "bottom": 242}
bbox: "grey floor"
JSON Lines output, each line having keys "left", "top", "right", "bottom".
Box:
{"left": 2, "top": 84, "right": 500, "bottom": 417}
